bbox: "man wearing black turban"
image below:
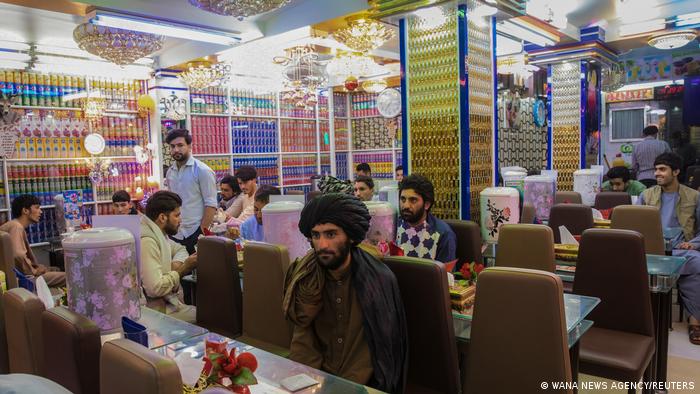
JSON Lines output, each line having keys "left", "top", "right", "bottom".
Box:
{"left": 283, "top": 194, "right": 407, "bottom": 393}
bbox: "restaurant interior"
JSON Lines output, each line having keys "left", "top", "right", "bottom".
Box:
{"left": 1, "top": 0, "right": 700, "bottom": 393}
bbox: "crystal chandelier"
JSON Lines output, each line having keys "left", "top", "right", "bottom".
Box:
{"left": 274, "top": 46, "right": 328, "bottom": 108}
{"left": 602, "top": 63, "right": 625, "bottom": 92}
{"left": 361, "top": 79, "right": 388, "bottom": 93}
{"left": 648, "top": 30, "right": 697, "bottom": 50}
{"left": 84, "top": 156, "right": 117, "bottom": 185}
{"left": 188, "top": 0, "right": 292, "bottom": 20}
{"left": 73, "top": 23, "right": 163, "bottom": 66}
{"left": 83, "top": 97, "right": 107, "bottom": 122}
{"left": 334, "top": 15, "right": 395, "bottom": 53}
{"left": 178, "top": 61, "right": 231, "bottom": 90}
{"left": 326, "top": 51, "right": 384, "bottom": 80}
{"left": 159, "top": 92, "right": 188, "bottom": 121}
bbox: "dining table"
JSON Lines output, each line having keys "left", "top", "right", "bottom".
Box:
{"left": 482, "top": 243, "right": 686, "bottom": 389}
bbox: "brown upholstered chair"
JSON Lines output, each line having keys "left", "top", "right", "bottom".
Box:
{"left": 594, "top": 192, "right": 632, "bottom": 210}
{"left": 196, "top": 236, "right": 242, "bottom": 338}
{"left": 555, "top": 191, "right": 582, "bottom": 205}
{"left": 496, "top": 224, "right": 555, "bottom": 272}
{"left": 3, "top": 288, "right": 45, "bottom": 374}
{"left": 610, "top": 205, "right": 665, "bottom": 255}
{"left": 574, "top": 229, "right": 655, "bottom": 388}
{"left": 691, "top": 167, "right": 700, "bottom": 190}
{"left": 444, "top": 219, "right": 483, "bottom": 270}
{"left": 238, "top": 242, "right": 292, "bottom": 356}
{"left": 467, "top": 267, "right": 572, "bottom": 394}
{"left": 100, "top": 338, "right": 182, "bottom": 394}
{"left": 0, "top": 231, "right": 18, "bottom": 290}
{"left": 548, "top": 204, "right": 594, "bottom": 243}
{"left": 42, "top": 307, "right": 101, "bottom": 394}
{"left": 0, "top": 293, "right": 8, "bottom": 374}
{"left": 384, "top": 256, "right": 459, "bottom": 394}
{"left": 521, "top": 203, "right": 536, "bottom": 224}
{"left": 286, "top": 190, "right": 304, "bottom": 195}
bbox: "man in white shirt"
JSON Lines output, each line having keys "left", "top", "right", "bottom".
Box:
{"left": 233, "top": 165, "right": 258, "bottom": 223}
{"left": 140, "top": 191, "right": 197, "bottom": 322}
{"left": 165, "top": 129, "right": 218, "bottom": 254}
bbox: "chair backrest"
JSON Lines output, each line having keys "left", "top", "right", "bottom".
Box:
{"left": 196, "top": 236, "right": 242, "bottom": 338}
{"left": 548, "top": 204, "right": 594, "bottom": 243}
{"left": 383, "top": 256, "right": 459, "bottom": 394}
{"left": 242, "top": 242, "right": 292, "bottom": 350}
{"left": 100, "top": 338, "right": 182, "bottom": 394}
{"left": 42, "top": 307, "right": 101, "bottom": 394}
{"left": 444, "top": 219, "right": 483, "bottom": 269}
{"left": 3, "top": 288, "right": 45, "bottom": 374}
{"left": 555, "top": 191, "right": 582, "bottom": 205}
{"left": 467, "top": 267, "right": 572, "bottom": 394}
{"left": 610, "top": 205, "right": 665, "bottom": 255}
{"left": 496, "top": 224, "right": 555, "bottom": 272}
{"left": 594, "top": 192, "right": 632, "bottom": 210}
{"left": 686, "top": 165, "right": 700, "bottom": 186}
{"left": 0, "top": 231, "right": 18, "bottom": 290}
{"left": 574, "top": 229, "right": 654, "bottom": 337}
{"left": 521, "top": 203, "right": 536, "bottom": 224}
{"left": 691, "top": 167, "right": 700, "bottom": 190}
{"left": 0, "top": 294, "right": 8, "bottom": 374}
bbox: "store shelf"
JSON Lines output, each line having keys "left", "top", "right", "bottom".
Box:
{"left": 281, "top": 151, "right": 319, "bottom": 155}
{"left": 29, "top": 242, "right": 50, "bottom": 247}
{"left": 231, "top": 152, "right": 280, "bottom": 157}
{"left": 279, "top": 116, "right": 316, "bottom": 121}
{"left": 0, "top": 208, "right": 8, "bottom": 212}
{"left": 40, "top": 205, "right": 56, "bottom": 209}
{"left": 231, "top": 114, "right": 278, "bottom": 119}
{"left": 193, "top": 153, "right": 231, "bottom": 157}
{"left": 4, "top": 155, "right": 138, "bottom": 162}
{"left": 282, "top": 183, "right": 311, "bottom": 187}
{"left": 351, "top": 115, "right": 383, "bottom": 119}
{"left": 105, "top": 109, "right": 139, "bottom": 114}
{"left": 190, "top": 113, "right": 229, "bottom": 117}
{"left": 351, "top": 148, "right": 395, "bottom": 152}
{"left": 11, "top": 105, "right": 82, "bottom": 111}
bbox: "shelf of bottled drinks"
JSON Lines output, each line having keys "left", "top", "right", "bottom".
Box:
{"left": 0, "top": 69, "right": 157, "bottom": 244}
{"left": 186, "top": 86, "right": 403, "bottom": 190}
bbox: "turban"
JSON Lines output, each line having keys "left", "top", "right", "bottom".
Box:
{"left": 298, "top": 193, "right": 371, "bottom": 244}
{"left": 318, "top": 175, "right": 354, "bottom": 195}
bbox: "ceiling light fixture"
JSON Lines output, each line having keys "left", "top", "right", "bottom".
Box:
{"left": 178, "top": 61, "right": 231, "bottom": 90}
{"left": 333, "top": 16, "right": 395, "bottom": 53}
{"left": 188, "top": 0, "right": 292, "bottom": 20}
{"left": 361, "top": 79, "right": 387, "bottom": 93}
{"left": 90, "top": 11, "right": 240, "bottom": 45}
{"left": 73, "top": 23, "right": 164, "bottom": 66}
{"left": 648, "top": 29, "right": 697, "bottom": 50}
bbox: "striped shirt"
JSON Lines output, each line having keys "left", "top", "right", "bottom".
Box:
{"left": 632, "top": 136, "right": 671, "bottom": 181}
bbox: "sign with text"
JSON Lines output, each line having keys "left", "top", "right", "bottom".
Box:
{"left": 654, "top": 84, "right": 684, "bottom": 100}
{"left": 605, "top": 88, "right": 654, "bottom": 103}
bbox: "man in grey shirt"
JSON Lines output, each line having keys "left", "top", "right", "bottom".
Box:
{"left": 632, "top": 125, "right": 671, "bottom": 187}
{"left": 164, "top": 129, "right": 217, "bottom": 254}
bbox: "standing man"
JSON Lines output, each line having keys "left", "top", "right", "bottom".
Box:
{"left": 396, "top": 174, "right": 456, "bottom": 264}
{"left": 395, "top": 165, "right": 404, "bottom": 182}
{"left": 0, "top": 194, "right": 65, "bottom": 287}
{"left": 637, "top": 153, "right": 700, "bottom": 345}
{"left": 165, "top": 129, "right": 217, "bottom": 254}
{"left": 632, "top": 125, "right": 671, "bottom": 188}
{"left": 232, "top": 166, "right": 258, "bottom": 222}
{"left": 284, "top": 194, "right": 407, "bottom": 392}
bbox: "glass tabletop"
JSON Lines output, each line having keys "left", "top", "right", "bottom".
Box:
{"left": 157, "top": 333, "right": 385, "bottom": 394}
{"left": 138, "top": 307, "right": 208, "bottom": 350}
{"left": 453, "top": 293, "right": 600, "bottom": 348}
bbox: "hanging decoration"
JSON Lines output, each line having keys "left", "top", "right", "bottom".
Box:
{"left": 0, "top": 92, "right": 21, "bottom": 158}
{"left": 83, "top": 96, "right": 107, "bottom": 123}
{"left": 73, "top": 23, "right": 163, "bottom": 66}
{"left": 274, "top": 46, "right": 328, "bottom": 109}
{"left": 326, "top": 51, "right": 385, "bottom": 81}
{"left": 159, "top": 92, "right": 188, "bottom": 121}
{"left": 188, "top": 0, "right": 291, "bottom": 20}
{"left": 178, "top": 61, "right": 231, "bottom": 90}
{"left": 344, "top": 76, "right": 359, "bottom": 91}
{"left": 333, "top": 15, "right": 395, "bottom": 53}
{"left": 601, "top": 63, "right": 625, "bottom": 92}
{"left": 137, "top": 94, "right": 156, "bottom": 117}
{"left": 361, "top": 79, "right": 387, "bottom": 93}
{"left": 134, "top": 143, "right": 156, "bottom": 165}
{"left": 85, "top": 156, "right": 116, "bottom": 184}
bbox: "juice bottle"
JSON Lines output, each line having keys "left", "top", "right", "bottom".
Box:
{"left": 21, "top": 72, "right": 30, "bottom": 106}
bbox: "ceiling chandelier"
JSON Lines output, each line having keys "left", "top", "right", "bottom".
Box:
{"left": 188, "top": 0, "right": 292, "bottom": 20}
{"left": 177, "top": 61, "right": 231, "bottom": 90}
{"left": 334, "top": 15, "right": 395, "bottom": 53}
{"left": 326, "top": 51, "right": 385, "bottom": 81}
{"left": 602, "top": 63, "right": 625, "bottom": 92}
{"left": 73, "top": 23, "right": 163, "bottom": 66}
{"left": 274, "top": 46, "right": 328, "bottom": 108}
{"left": 361, "top": 79, "right": 388, "bottom": 93}
{"left": 648, "top": 30, "right": 697, "bottom": 50}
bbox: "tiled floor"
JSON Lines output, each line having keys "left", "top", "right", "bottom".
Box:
{"left": 579, "top": 323, "right": 700, "bottom": 393}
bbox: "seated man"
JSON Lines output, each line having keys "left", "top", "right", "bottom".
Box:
{"left": 395, "top": 165, "right": 404, "bottom": 182}
{"left": 284, "top": 194, "right": 407, "bottom": 392}
{"left": 112, "top": 190, "right": 138, "bottom": 215}
{"left": 140, "top": 191, "right": 197, "bottom": 322}
{"left": 355, "top": 162, "right": 371, "bottom": 178}
{"left": 353, "top": 175, "right": 375, "bottom": 202}
{"left": 601, "top": 166, "right": 646, "bottom": 196}
{"left": 637, "top": 153, "right": 700, "bottom": 345}
{"left": 0, "top": 194, "right": 65, "bottom": 287}
{"left": 231, "top": 166, "right": 258, "bottom": 222}
{"left": 395, "top": 174, "right": 456, "bottom": 264}
{"left": 219, "top": 175, "right": 244, "bottom": 217}
{"left": 240, "top": 185, "right": 280, "bottom": 242}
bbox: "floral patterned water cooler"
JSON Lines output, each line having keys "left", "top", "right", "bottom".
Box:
{"left": 524, "top": 175, "right": 556, "bottom": 222}
{"left": 363, "top": 201, "right": 395, "bottom": 255}
{"left": 574, "top": 169, "right": 601, "bottom": 206}
{"left": 62, "top": 227, "right": 139, "bottom": 333}
{"left": 479, "top": 187, "right": 520, "bottom": 243}
{"left": 262, "top": 201, "right": 309, "bottom": 261}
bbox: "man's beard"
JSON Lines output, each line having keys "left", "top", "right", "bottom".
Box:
{"left": 172, "top": 152, "right": 187, "bottom": 162}
{"left": 401, "top": 204, "right": 426, "bottom": 225}
{"left": 164, "top": 219, "right": 179, "bottom": 236}
{"left": 315, "top": 241, "right": 351, "bottom": 271}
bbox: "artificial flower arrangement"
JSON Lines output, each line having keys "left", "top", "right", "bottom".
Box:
{"left": 450, "top": 262, "right": 485, "bottom": 315}
{"left": 192, "top": 339, "right": 259, "bottom": 394}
